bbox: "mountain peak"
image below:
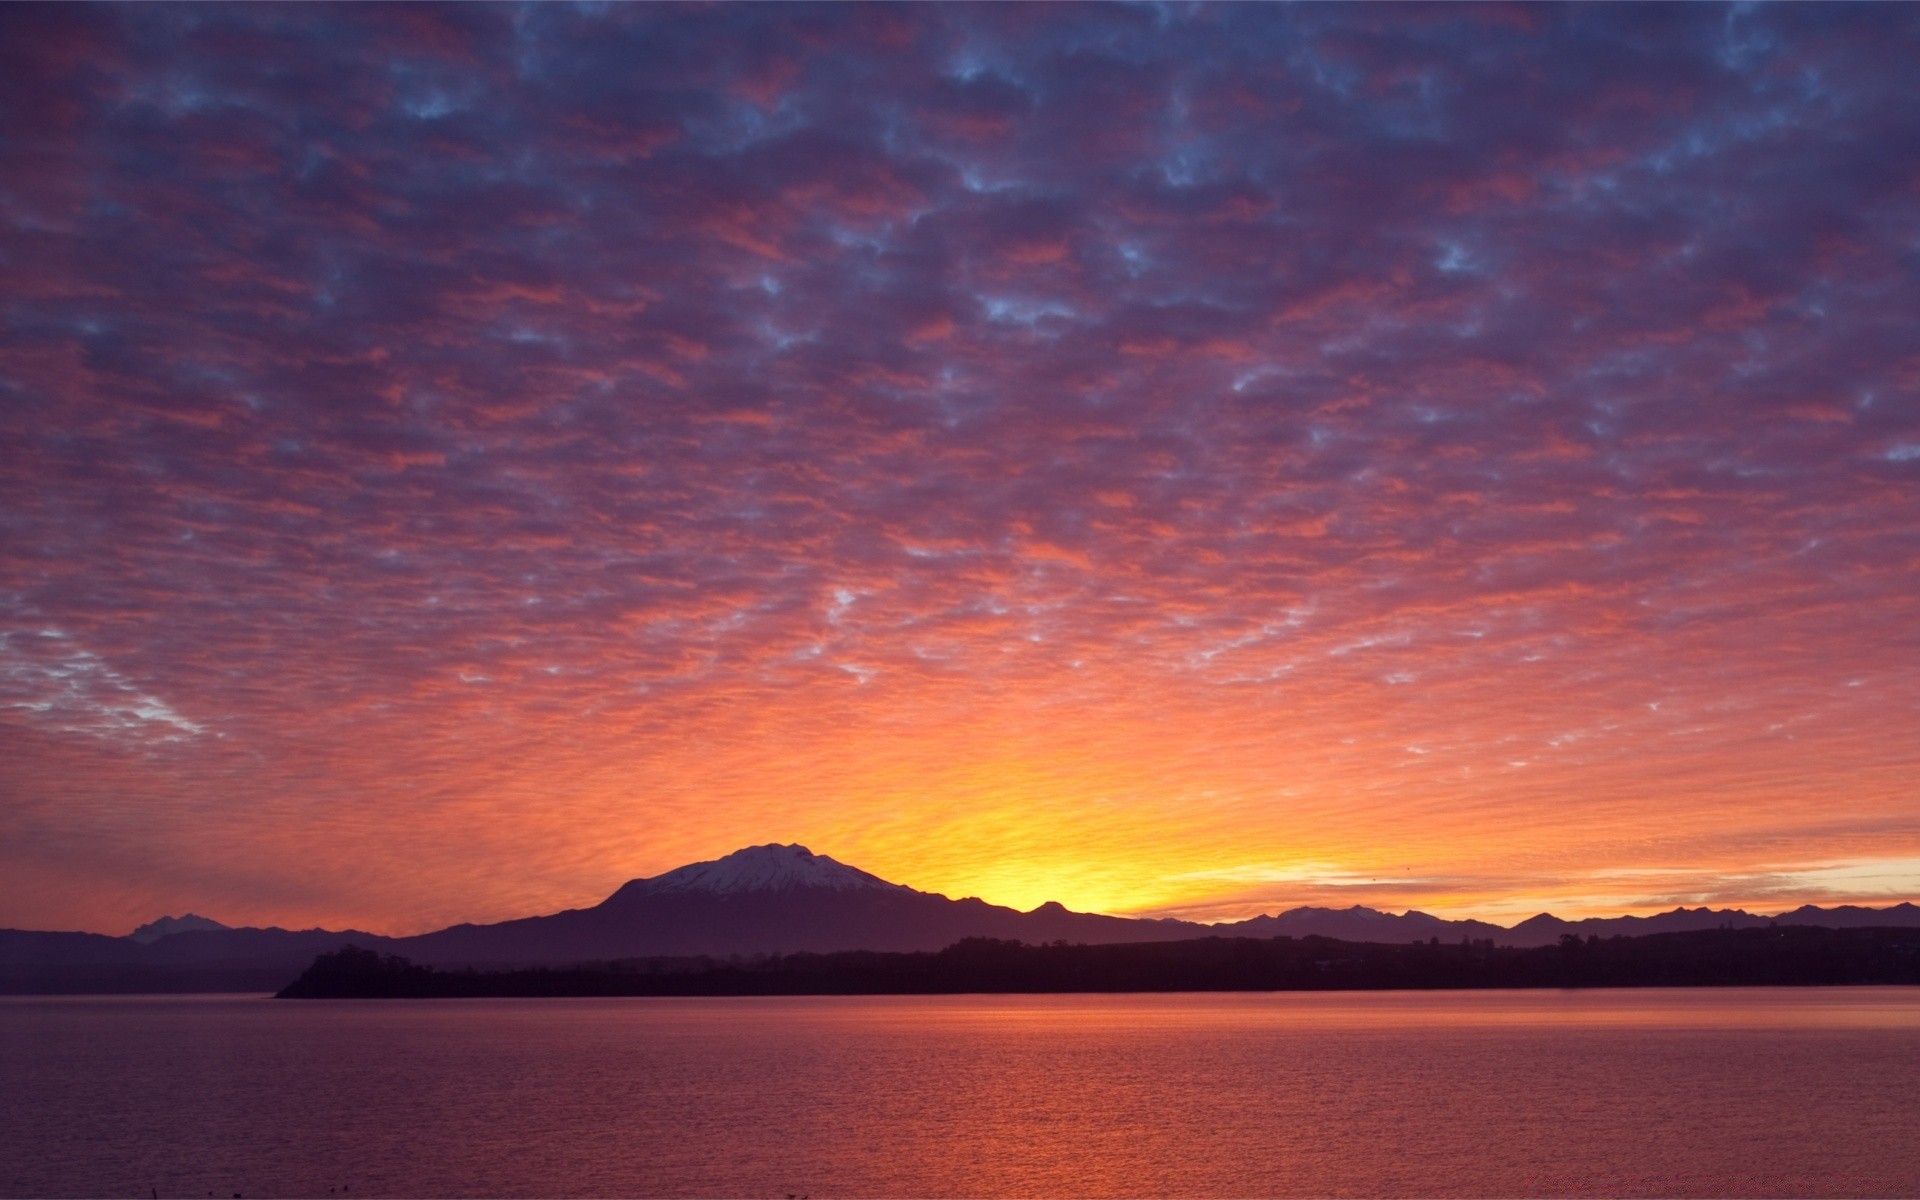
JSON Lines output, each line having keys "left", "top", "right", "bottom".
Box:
{"left": 128, "top": 913, "right": 231, "bottom": 943}
{"left": 630, "top": 844, "right": 911, "bottom": 897}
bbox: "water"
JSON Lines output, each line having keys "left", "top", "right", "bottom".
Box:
{"left": 4, "top": 989, "right": 1918, "bottom": 1198}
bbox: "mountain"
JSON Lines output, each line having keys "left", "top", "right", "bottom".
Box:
{"left": 623, "top": 843, "right": 909, "bottom": 896}
{"left": 372, "top": 846, "right": 1920, "bottom": 962}
{"left": 128, "top": 913, "right": 230, "bottom": 943}
{"left": 1504, "top": 906, "right": 1795, "bottom": 947}
{"left": 392, "top": 844, "right": 1200, "bottom": 965}
{"left": 5, "top": 843, "right": 1920, "bottom": 991}
{"left": 1222, "top": 905, "right": 1511, "bottom": 945}
{"left": 0, "top": 924, "right": 393, "bottom": 993}
{"left": 1774, "top": 901, "right": 1920, "bottom": 928}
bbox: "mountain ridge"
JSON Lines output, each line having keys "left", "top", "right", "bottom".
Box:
{"left": 5, "top": 843, "right": 1918, "bottom": 991}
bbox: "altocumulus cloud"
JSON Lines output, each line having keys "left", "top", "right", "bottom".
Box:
{"left": 1, "top": 4, "right": 1917, "bottom": 933}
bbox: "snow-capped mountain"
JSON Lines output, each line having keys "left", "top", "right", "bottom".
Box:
{"left": 618, "top": 844, "right": 909, "bottom": 897}
{"left": 393, "top": 843, "right": 1200, "bottom": 965}
{"left": 128, "top": 913, "right": 231, "bottom": 943}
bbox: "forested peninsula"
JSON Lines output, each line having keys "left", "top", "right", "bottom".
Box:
{"left": 280, "top": 925, "right": 1920, "bottom": 998}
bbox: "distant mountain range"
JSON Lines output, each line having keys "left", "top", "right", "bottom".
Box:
{"left": 4, "top": 843, "right": 1917, "bottom": 992}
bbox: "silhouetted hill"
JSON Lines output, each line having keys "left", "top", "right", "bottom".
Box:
{"left": 1776, "top": 901, "right": 1920, "bottom": 928}
{"left": 0, "top": 925, "right": 395, "bottom": 994}
{"left": 1223, "top": 905, "right": 1511, "bottom": 944}
{"left": 279, "top": 925, "right": 1920, "bottom": 998}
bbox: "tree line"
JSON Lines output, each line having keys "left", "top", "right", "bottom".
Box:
{"left": 278, "top": 924, "right": 1920, "bottom": 998}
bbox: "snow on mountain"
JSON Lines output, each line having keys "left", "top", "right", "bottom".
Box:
{"left": 128, "top": 913, "right": 231, "bottom": 943}
{"left": 632, "top": 843, "right": 912, "bottom": 896}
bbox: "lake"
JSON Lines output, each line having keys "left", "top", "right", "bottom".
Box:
{"left": 4, "top": 988, "right": 1918, "bottom": 1198}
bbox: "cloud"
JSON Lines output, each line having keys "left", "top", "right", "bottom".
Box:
{"left": 0, "top": 630, "right": 205, "bottom": 741}
{"left": 1, "top": 3, "right": 1917, "bottom": 933}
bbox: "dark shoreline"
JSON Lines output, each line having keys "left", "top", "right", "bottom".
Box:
{"left": 278, "top": 925, "right": 1920, "bottom": 998}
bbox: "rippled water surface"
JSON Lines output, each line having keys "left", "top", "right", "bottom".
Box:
{"left": 5, "top": 989, "right": 1919, "bottom": 1198}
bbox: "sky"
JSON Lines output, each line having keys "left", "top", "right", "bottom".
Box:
{"left": 3, "top": 3, "right": 1918, "bottom": 937}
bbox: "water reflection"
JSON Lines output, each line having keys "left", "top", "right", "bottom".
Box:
{"left": 630, "top": 986, "right": 1920, "bottom": 1031}
{"left": 4, "top": 988, "right": 1917, "bottom": 1198}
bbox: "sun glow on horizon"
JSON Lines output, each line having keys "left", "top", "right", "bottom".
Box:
{"left": 3, "top": 4, "right": 1918, "bottom": 937}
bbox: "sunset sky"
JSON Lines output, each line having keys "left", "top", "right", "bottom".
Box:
{"left": 3, "top": 4, "right": 1918, "bottom": 937}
